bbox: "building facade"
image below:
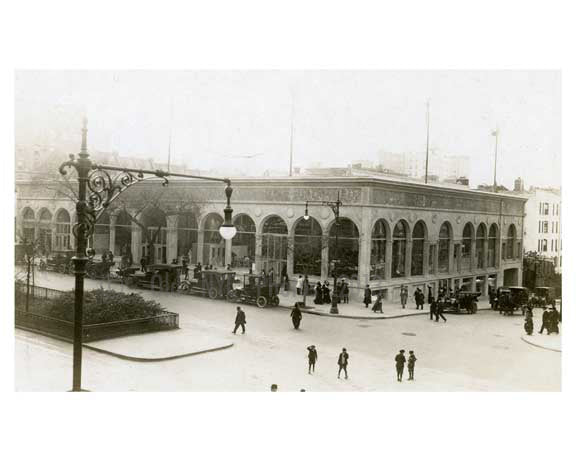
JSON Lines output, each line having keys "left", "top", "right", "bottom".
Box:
{"left": 521, "top": 187, "right": 562, "bottom": 273}
{"left": 16, "top": 176, "right": 526, "bottom": 302}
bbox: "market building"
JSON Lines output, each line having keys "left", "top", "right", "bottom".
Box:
{"left": 15, "top": 175, "right": 526, "bottom": 302}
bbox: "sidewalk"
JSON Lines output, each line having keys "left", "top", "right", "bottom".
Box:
{"left": 275, "top": 290, "right": 493, "bottom": 319}
{"left": 521, "top": 332, "right": 562, "bottom": 352}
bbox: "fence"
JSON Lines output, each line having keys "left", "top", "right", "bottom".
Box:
{"left": 14, "top": 282, "right": 179, "bottom": 342}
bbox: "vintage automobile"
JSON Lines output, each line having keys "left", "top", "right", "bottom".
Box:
{"left": 531, "top": 286, "right": 556, "bottom": 308}
{"left": 178, "top": 269, "right": 236, "bottom": 299}
{"left": 86, "top": 258, "right": 116, "bottom": 280}
{"left": 441, "top": 291, "right": 480, "bottom": 314}
{"left": 227, "top": 274, "right": 280, "bottom": 308}
{"left": 123, "top": 264, "right": 181, "bottom": 291}
{"left": 496, "top": 286, "right": 529, "bottom": 315}
{"left": 38, "top": 250, "right": 75, "bottom": 274}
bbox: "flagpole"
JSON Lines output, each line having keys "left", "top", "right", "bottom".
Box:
{"left": 492, "top": 129, "right": 499, "bottom": 192}
{"left": 425, "top": 99, "right": 430, "bottom": 184}
{"left": 289, "top": 90, "right": 294, "bottom": 177}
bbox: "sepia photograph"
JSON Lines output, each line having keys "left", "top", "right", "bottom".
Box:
{"left": 13, "top": 70, "right": 561, "bottom": 392}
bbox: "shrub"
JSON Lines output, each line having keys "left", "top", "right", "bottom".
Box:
{"left": 41, "top": 289, "right": 165, "bottom": 324}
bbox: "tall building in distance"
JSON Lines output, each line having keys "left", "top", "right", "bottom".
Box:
{"left": 376, "top": 150, "right": 470, "bottom": 182}
{"left": 517, "top": 183, "right": 562, "bottom": 273}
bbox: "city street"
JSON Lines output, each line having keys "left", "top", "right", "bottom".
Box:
{"left": 15, "top": 272, "right": 561, "bottom": 391}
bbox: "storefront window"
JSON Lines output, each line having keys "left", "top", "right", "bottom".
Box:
{"left": 293, "top": 217, "right": 322, "bottom": 276}
{"left": 370, "top": 219, "right": 387, "bottom": 280}
{"left": 411, "top": 221, "right": 426, "bottom": 276}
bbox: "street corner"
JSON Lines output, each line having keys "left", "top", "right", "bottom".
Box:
{"left": 521, "top": 333, "right": 562, "bottom": 352}
{"left": 85, "top": 329, "right": 234, "bottom": 362}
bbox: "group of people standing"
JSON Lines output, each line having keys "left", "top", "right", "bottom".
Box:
{"left": 524, "top": 305, "right": 560, "bottom": 336}
{"left": 313, "top": 279, "right": 350, "bottom": 305}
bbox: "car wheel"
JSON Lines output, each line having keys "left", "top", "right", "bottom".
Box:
{"left": 271, "top": 295, "right": 280, "bottom": 306}
{"left": 256, "top": 296, "right": 267, "bottom": 308}
{"left": 227, "top": 289, "right": 237, "bottom": 302}
{"left": 208, "top": 287, "right": 218, "bottom": 299}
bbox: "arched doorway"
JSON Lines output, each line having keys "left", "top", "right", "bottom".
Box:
{"left": 115, "top": 210, "right": 133, "bottom": 261}
{"left": 329, "top": 218, "right": 359, "bottom": 280}
{"left": 411, "top": 221, "right": 426, "bottom": 276}
{"left": 391, "top": 220, "right": 409, "bottom": 278}
{"left": 38, "top": 208, "right": 53, "bottom": 255}
{"left": 293, "top": 217, "right": 322, "bottom": 277}
{"left": 476, "top": 224, "right": 486, "bottom": 269}
{"left": 438, "top": 221, "right": 452, "bottom": 273}
{"left": 21, "top": 207, "right": 35, "bottom": 242}
{"left": 232, "top": 214, "right": 256, "bottom": 271}
{"left": 461, "top": 222, "right": 474, "bottom": 271}
{"left": 488, "top": 224, "right": 498, "bottom": 267}
{"left": 177, "top": 212, "right": 198, "bottom": 263}
{"left": 261, "top": 215, "right": 288, "bottom": 278}
{"left": 202, "top": 213, "right": 224, "bottom": 267}
{"left": 93, "top": 210, "right": 111, "bottom": 256}
{"left": 55, "top": 209, "right": 71, "bottom": 251}
{"left": 141, "top": 207, "right": 167, "bottom": 264}
{"left": 370, "top": 219, "right": 388, "bottom": 280}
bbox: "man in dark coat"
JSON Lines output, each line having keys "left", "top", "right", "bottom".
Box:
{"left": 291, "top": 304, "right": 303, "bottom": 329}
{"left": 233, "top": 306, "right": 246, "bottom": 334}
{"left": 417, "top": 289, "right": 425, "bottom": 310}
{"left": 314, "top": 282, "right": 323, "bottom": 305}
{"left": 337, "top": 348, "right": 349, "bottom": 379}
{"left": 407, "top": 350, "right": 417, "bottom": 380}
{"left": 372, "top": 294, "right": 383, "bottom": 313}
{"left": 539, "top": 308, "right": 550, "bottom": 334}
{"left": 435, "top": 300, "right": 447, "bottom": 322}
{"left": 322, "top": 282, "right": 331, "bottom": 304}
{"left": 341, "top": 279, "right": 349, "bottom": 303}
{"left": 430, "top": 296, "right": 437, "bottom": 320}
{"left": 395, "top": 349, "right": 406, "bottom": 382}
{"left": 363, "top": 285, "right": 372, "bottom": 308}
{"left": 307, "top": 345, "right": 318, "bottom": 374}
{"left": 548, "top": 307, "right": 560, "bottom": 334}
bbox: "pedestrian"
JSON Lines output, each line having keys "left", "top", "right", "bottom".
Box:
{"left": 270, "top": 384, "right": 278, "bottom": 392}
{"left": 314, "top": 282, "right": 323, "bottom": 305}
{"left": 291, "top": 304, "right": 303, "bottom": 329}
{"left": 233, "top": 306, "right": 246, "bottom": 334}
{"left": 181, "top": 256, "right": 189, "bottom": 280}
{"left": 430, "top": 296, "right": 437, "bottom": 320}
{"left": 307, "top": 345, "right": 318, "bottom": 374}
{"left": 363, "top": 284, "right": 372, "bottom": 308}
{"left": 395, "top": 349, "right": 406, "bottom": 382}
{"left": 407, "top": 351, "right": 417, "bottom": 380}
{"left": 435, "top": 299, "right": 447, "bottom": 322}
{"left": 337, "top": 348, "right": 349, "bottom": 379}
{"left": 413, "top": 288, "right": 420, "bottom": 309}
{"left": 372, "top": 293, "right": 383, "bottom": 313}
{"left": 296, "top": 275, "right": 303, "bottom": 295}
{"left": 524, "top": 313, "right": 534, "bottom": 336}
{"left": 335, "top": 280, "right": 342, "bottom": 303}
{"left": 427, "top": 285, "right": 433, "bottom": 305}
{"left": 140, "top": 256, "right": 147, "bottom": 273}
{"left": 342, "top": 279, "right": 349, "bottom": 303}
{"left": 322, "top": 281, "right": 331, "bottom": 304}
{"left": 418, "top": 290, "right": 425, "bottom": 310}
{"left": 303, "top": 275, "right": 309, "bottom": 296}
{"left": 539, "top": 307, "right": 550, "bottom": 334}
{"left": 400, "top": 285, "right": 408, "bottom": 309}
{"left": 548, "top": 306, "right": 560, "bottom": 334}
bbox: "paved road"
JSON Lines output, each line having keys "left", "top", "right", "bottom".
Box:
{"left": 15, "top": 272, "right": 561, "bottom": 391}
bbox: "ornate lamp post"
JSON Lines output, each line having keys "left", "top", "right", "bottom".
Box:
{"left": 60, "top": 119, "right": 236, "bottom": 391}
{"left": 303, "top": 191, "right": 342, "bottom": 314}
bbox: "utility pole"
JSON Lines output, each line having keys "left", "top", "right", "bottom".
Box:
{"left": 492, "top": 129, "right": 499, "bottom": 192}
{"left": 425, "top": 99, "right": 430, "bottom": 184}
{"left": 167, "top": 97, "right": 174, "bottom": 172}
{"left": 289, "top": 90, "right": 295, "bottom": 176}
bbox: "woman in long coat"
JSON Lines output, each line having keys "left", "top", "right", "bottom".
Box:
{"left": 322, "top": 282, "right": 332, "bottom": 304}
{"left": 314, "top": 282, "right": 323, "bottom": 305}
{"left": 363, "top": 285, "right": 372, "bottom": 308}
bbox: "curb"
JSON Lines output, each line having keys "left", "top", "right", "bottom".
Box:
{"left": 521, "top": 335, "right": 562, "bottom": 352}
{"left": 16, "top": 326, "right": 235, "bottom": 361}
{"left": 277, "top": 304, "right": 492, "bottom": 320}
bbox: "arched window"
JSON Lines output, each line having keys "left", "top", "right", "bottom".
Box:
{"left": 93, "top": 211, "right": 111, "bottom": 255}
{"left": 476, "top": 224, "right": 486, "bottom": 269}
{"left": 115, "top": 210, "right": 133, "bottom": 259}
{"left": 232, "top": 214, "right": 256, "bottom": 270}
{"left": 370, "top": 219, "right": 388, "bottom": 280}
{"left": 488, "top": 224, "right": 498, "bottom": 267}
{"left": 411, "top": 221, "right": 426, "bottom": 276}
{"left": 202, "top": 213, "right": 224, "bottom": 267}
{"left": 22, "top": 208, "right": 35, "bottom": 242}
{"left": 142, "top": 207, "right": 168, "bottom": 264}
{"left": 392, "top": 220, "right": 408, "bottom": 278}
{"left": 438, "top": 222, "right": 451, "bottom": 273}
{"left": 507, "top": 225, "right": 516, "bottom": 259}
{"left": 461, "top": 223, "right": 474, "bottom": 271}
{"left": 55, "top": 209, "right": 71, "bottom": 250}
{"left": 329, "top": 218, "right": 359, "bottom": 280}
{"left": 38, "top": 208, "right": 53, "bottom": 255}
{"left": 261, "top": 215, "right": 288, "bottom": 278}
{"left": 178, "top": 212, "right": 198, "bottom": 262}
{"left": 293, "top": 217, "right": 322, "bottom": 276}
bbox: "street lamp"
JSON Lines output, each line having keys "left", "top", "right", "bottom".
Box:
{"left": 303, "top": 191, "right": 342, "bottom": 314}
{"left": 59, "top": 118, "right": 235, "bottom": 391}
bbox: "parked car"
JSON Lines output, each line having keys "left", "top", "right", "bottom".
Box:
{"left": 496, "top": 286, "right": 529, "bottom": 315}
{"left": 38, "top": 250, "right": 75, "bottom": 274}
{"left": 227, "top": 274, "right": 280, "bottom": 307}
{"left": 124, "top": 264, "right": 181, "bottom": 291}
{"left": 179, "top": 269, "right": 236, "bottom": 299}
{"left": 439, "top": 291, "right": 480, "bottom": 314}
{"left": 531, "top": 286, "right": 556, "bottom": 308}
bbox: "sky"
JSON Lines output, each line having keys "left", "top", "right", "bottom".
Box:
{"left": 15, "top": 70, "right": 561, "bottom": 188}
